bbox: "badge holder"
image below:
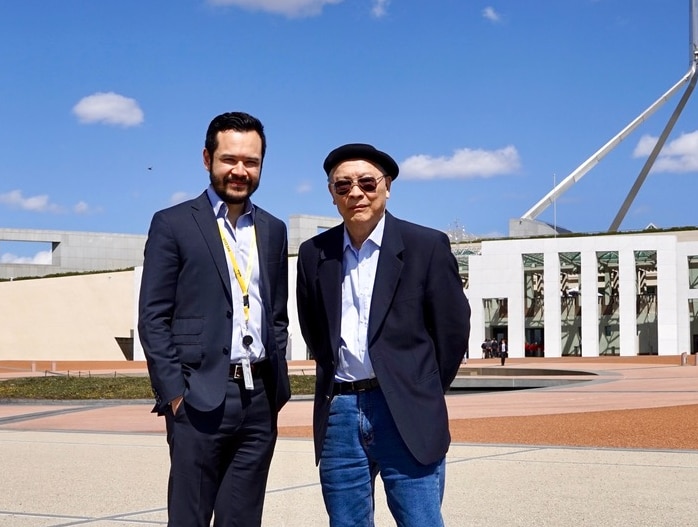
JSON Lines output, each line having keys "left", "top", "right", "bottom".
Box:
{"left": 242, "top": 335, "right": 254, "bottom": 390}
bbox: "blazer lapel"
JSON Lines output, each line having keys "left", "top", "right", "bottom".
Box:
{"left": 253, "top": 208, "right": 271, "bottom": 305}
{"left": 317, "top": 226, "right": 344, "bottom": 357}
{"left": 368, "top": 212, "right": 404, "bottom": 345}
{"left": 191, "top": 192, "right": 232, "bottom": 300}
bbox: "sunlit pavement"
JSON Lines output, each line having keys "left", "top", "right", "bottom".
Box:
{"left": 1, "top": 358, "right": 697, "bottom": 526}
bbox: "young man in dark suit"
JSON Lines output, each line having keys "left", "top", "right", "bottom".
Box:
{"left": 296, "top": 143, "right": 471, "bottom": 526}
{"left": 138, "top": 111, "right": 290, "bottom": 527}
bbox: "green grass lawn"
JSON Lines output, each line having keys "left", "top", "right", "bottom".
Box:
{"left": 0, "top": 374, "right": 316, "bottom": 400}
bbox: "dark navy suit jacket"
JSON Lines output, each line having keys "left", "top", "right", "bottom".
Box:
{"left": 138, "top": 191, "right": 290, "bottom": 415}
{"left": 296, "top": 211, "right": 471, "bottom": 465}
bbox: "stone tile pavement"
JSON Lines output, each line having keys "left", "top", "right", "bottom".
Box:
{"left": 1, "top": 358, "right": 697, "bottom": 526}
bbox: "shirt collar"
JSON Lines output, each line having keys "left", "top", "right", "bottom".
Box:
{"left": 206, "top": 185, "right": 255, "bottom": 221}
{"left": 342, "top": 213, "right": 386, "bottom": 252}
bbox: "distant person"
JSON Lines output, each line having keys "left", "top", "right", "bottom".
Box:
{"left": 138, "top": 111, "right": 291, "bottom": 526}
{"left": 484, "top": 338, "right": 492, "bottom": 359}
{"left": 296, "top": 143, "right": 471, "bottom": 526}
{"left": 500, "top": 338, "right": 508, "bottom": 366}
{"left": 491, "top": 338, "right": 499, "bottom": 360}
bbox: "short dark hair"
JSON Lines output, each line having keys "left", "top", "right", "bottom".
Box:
{"left": 204, "top": 112, "right": 266, "bottom": 160}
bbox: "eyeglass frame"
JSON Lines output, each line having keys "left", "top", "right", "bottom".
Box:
{"left": 329, "top": 175, "right": 386, "bottom": 196}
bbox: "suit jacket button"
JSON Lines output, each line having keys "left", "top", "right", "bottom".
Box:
{"left": 226, "top": 311, "right": 232, "bottom": 319}
{"left": 223, "top": 347, "right": 229, "bottom": 355}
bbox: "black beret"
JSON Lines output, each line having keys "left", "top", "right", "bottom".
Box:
{"left": 323, "top": 143, "right": 399, "bottom": 181}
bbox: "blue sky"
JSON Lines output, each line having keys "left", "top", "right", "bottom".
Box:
{"left": 1, "top": 0, "right": 697, "bottom": 262}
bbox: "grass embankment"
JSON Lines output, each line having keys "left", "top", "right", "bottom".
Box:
{"left": 0, "top": 374, "right": 316, "bottom": 400}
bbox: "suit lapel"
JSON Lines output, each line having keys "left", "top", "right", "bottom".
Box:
{"left": 317, "top": 226, "right": 344, "bottom": 356}
{"left": 191, "top": 192, "right": 233, "bottom": 300}
{"left": 368, "top": 212, "right": 404, "bottom": 345}
{"left": 253, "top": 208, "right": 271, "bottom": 305}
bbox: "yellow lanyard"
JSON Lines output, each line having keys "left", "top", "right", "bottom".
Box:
{"left": 218, "top": 223, "right": 257, "bottom": 323}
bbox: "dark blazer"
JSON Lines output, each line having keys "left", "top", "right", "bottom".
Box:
{"left": 138, "top": 191, "right": 291, "bottom": 415}
{"left": 296, "top": 211, "right": 471, "bottom": 465}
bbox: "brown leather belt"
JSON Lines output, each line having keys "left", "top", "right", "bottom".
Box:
{"left": 229, "top": 360, "right": 267, "bottom": 380}
{"left": 333, "top": 377, "right": 380, "bottom": 395}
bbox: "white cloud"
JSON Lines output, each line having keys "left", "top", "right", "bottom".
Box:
{"left": 633, "top": 134, "right": 658, "bottom": 157}
{"left": 72, "top": 92, "right": 144, "bottom": 127}
{"left": 207, "top": 0, "right": 343, "bottom": 17}
{"left": 629, "top": 203, "right": 652, "bottom": 217}
{"left": 72, "top": 201, "right": 103, "bottom": 215}
{"left": 0, "top": 191, "right": 99, "bottom": 215}
{"left": 296, "top": 181, "right": 313, "bottom": 194}
{"left": 482, "top": 6, "right": 501, "bottom": 23}
{"left": 1, "top": 250, "right": 52, "bottom": 265}
{"left": 371, "top": 0, "right": 389, "bottom": 18}
{"left": 170, "top": 192, "right": 191, "bottom": 205}
{"left": 400, "top": 146, "right": 521, "bottom": 180}
{"left": 633, "top": 131, "right": 698, "bottom": 172}
{"left": 0, "top": 190, "right": 63, "bottom": 213}
{"left": 73, "top": 201, "right": 90, "bottom": 214}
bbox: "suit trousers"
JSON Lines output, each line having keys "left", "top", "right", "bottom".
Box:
{"left": 164, "top": 374, "right": 277, "bottom": 527}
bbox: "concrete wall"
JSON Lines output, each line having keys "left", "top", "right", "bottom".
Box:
{"left": 0, "top": 228, "right": 145, "bottom": 280}
{"left": 288, "top": 215, "right": 341, "bottom": 254}
{"left": 0, "top": 271, "right": 134, "bottom": 360}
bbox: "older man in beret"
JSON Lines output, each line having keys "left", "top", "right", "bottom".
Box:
{"left": 296, "top": 143, "right": 471, "bottom": 526}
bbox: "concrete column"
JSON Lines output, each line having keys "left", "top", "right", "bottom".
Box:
{"left": 543, "top": 247, "right": 561, "bottom": 357}
{"left": 657, "top": 242, "right": 680, "bottom": 356}
{"left": 618, "top": 249, "right": 637, "bottom": 356}
{"left": 580, "top": 249, "right": 599, "bottom": 357}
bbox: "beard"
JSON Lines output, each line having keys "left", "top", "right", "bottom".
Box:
{"left": 210, "top": 171, "right": 260, "bottom": 205}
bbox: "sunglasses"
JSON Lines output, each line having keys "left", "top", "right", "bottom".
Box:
{"left": 331, "top": 175, "right": 385, "bottom": 196}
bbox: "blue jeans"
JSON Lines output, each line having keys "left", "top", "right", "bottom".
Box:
{"left": 319, "top": 388, "right": 446, "bottom": 527}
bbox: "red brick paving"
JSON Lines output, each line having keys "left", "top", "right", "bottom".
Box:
{"left": 2, "top": 357, "right": 698, "bottom": 450}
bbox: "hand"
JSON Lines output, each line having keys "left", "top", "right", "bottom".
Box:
{"left": 170, "top": 395, "right": 184, "bottom": 415}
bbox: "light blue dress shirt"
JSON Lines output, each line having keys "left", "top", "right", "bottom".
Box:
{"left": 207, "top": 186, "right": 265, "bottom": 363}
{"left": 335, "top": 214, "right": 386, "bottom": 382}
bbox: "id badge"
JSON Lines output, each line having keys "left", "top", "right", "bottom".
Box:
{"left": 241, "top": 356, "right": 254, "bottom": 390}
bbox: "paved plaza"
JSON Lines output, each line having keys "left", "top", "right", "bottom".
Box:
{"left": 1, "top": 359, "right": 697, "bottom": 526}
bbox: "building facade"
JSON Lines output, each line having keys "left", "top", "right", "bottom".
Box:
{"left": 4, "top": 222, "right": 698, "bottom": 362}
{"left": 465, "top": 229, "right": 698, "bottom": 359}
{"left": 0, "top": 228, "right": 146, "bottom": 280}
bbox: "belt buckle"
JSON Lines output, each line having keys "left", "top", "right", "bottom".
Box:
{"left": 231, "top": 364, "right": 243, "bottom": 380}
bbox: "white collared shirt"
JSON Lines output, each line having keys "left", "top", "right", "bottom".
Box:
{"left": 206, "top": 186, "right": 265, "bottom": 363}
{"left": 335, "top": 215, "right": 386, "bottom": 382}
